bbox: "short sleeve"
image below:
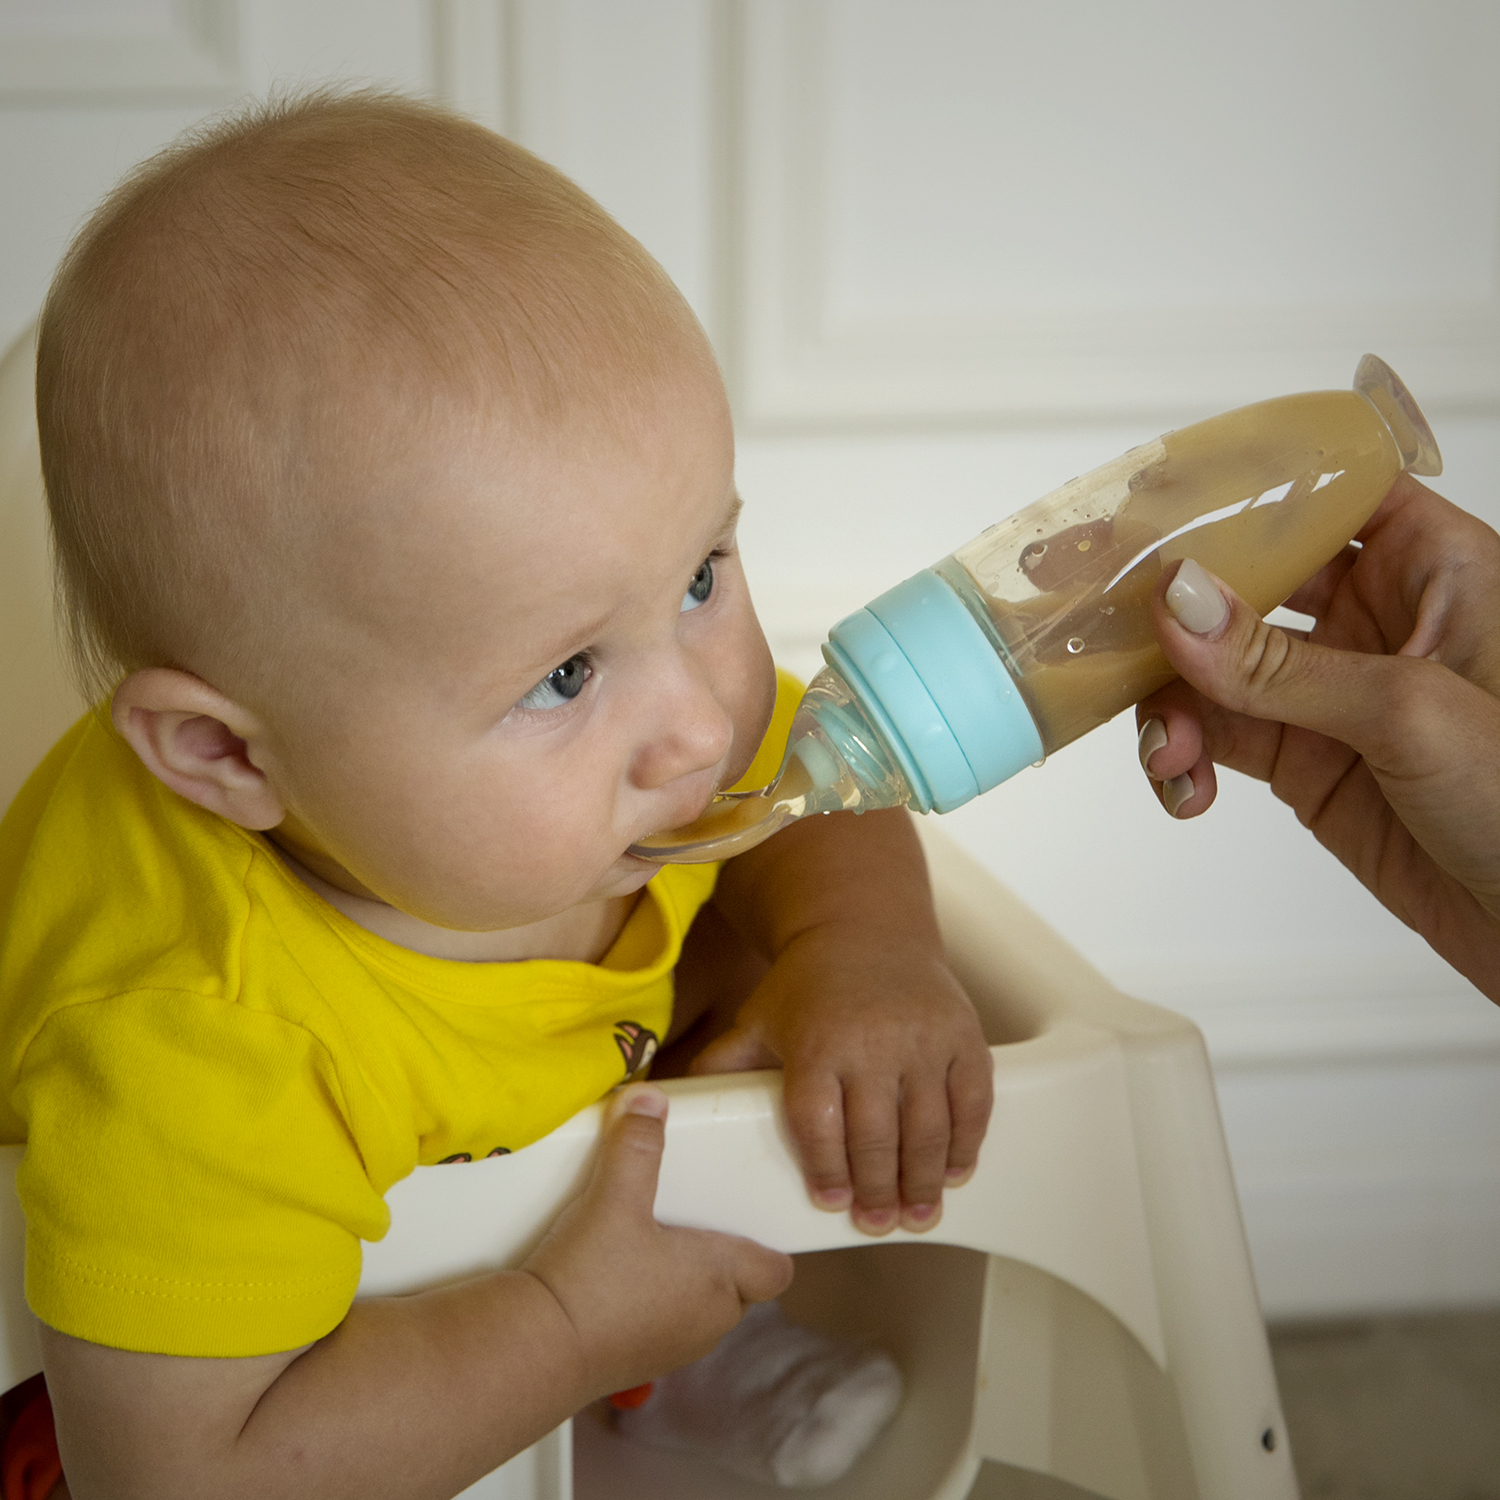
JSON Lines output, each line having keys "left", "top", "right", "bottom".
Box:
{"left": 14, "top": 991, "right": 389, "bottom": 1357}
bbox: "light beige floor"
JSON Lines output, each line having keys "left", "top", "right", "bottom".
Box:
{"left": 1270, "top": 1309, "right": 1500, "bottom": 1500}
{"left": 965, "top": 1461, "right": 1096, "bottom": 1497}
{"left": 964, "top": 1309, "right": 1500, "bottom": 1500}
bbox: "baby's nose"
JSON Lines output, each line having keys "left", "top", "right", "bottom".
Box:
{"left": 631, "top": 685, "right": 735, "bottom": 792}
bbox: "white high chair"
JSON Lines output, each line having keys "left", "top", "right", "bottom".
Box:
{"left": 0, "top": 324, "right": 1298, "bottom": 1500}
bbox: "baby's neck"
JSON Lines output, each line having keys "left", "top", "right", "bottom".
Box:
{"left": 267, "top": 834, "right": 635, "bottom": 964}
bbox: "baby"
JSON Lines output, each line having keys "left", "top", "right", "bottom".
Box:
{"left": 0, "top": 92, "right": 992, "bottom": 1497}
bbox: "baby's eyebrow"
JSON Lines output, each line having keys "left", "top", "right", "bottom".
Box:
{"left": 521, "top": 609, "right": 613, "bottom": 673}
{"left": 709, "top": 493, "right": 744, "bottom": 548}
{"left": 507, "top": 494, "right": 746, "bottom": 684}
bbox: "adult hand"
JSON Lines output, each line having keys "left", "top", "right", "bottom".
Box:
{"left": 1135, "top": 475, "right": 1500, "bottom": 1001}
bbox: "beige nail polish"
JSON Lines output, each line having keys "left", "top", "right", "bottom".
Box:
{"left": 1138, "top": 718, "right": 1167, "bottom": 777}
{"left": 1163, "top": 772, "right": 1194, "bottom": 817}
{"left": 1166, "top": 559, "right": 1229, "bottom": 635}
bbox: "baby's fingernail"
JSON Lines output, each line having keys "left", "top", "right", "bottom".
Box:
{"left": 854, "top": 1208, "right": 897, "bottom": 1237}
{"left": 902, "top": 1202, "right": 941, "bottom": 1233}
{"left": 611, "top": 1084, "right": 668, "bottom": 1122}
{"left": 1166, "top": 559, "right": 1229, "bottom": 635}
{"left": 1138, "top": 718, "right": 1168, "bottom": 777}
{"left": 814, "top": 1187, "right": 853, "bottom": 1212}
{"left": 1163, "top": 772, "right": 1194, "bottom": 817}
{"left": 945, "top": 1164, "right": 975, "bottom": 1187}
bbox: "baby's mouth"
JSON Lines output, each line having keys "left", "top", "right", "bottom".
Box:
{"left": 627, "top": 780, "right": 723, "bottom": 860}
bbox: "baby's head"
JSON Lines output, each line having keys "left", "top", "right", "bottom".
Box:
{"left": 38, "top": 92, "right": 776, "bottom": 931}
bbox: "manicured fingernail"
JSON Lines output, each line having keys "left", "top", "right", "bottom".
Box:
{"left": 902, "top": 1203, "right": 941, "bottom": 1233}
{"left": 1138, "top": 718, "right": 1167, "bottom": 777}
{"left": 945, "top": 1164, "right": 975, "bottom": 1187}
{"left": 854, "top": 1208, "right": 896, "bottom": 1236}
{"left": 611, "top": 1084, "right": 668, "bottom": 1121}
{"left": 814, "top": 1187, "right": 853, "bottom": 1211}
{"left": 1166, "top": 559, "right": 1229, "bottom": 635}
{"left": 1162, "top": 772, "right": 1194, "bottom": 817}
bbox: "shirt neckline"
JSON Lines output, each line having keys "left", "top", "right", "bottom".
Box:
{"left": 237, "top": 828, "right": 683, "bottom": 1000}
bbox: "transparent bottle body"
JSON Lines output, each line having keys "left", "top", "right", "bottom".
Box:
{"left": 937, "top": 369, "right": 1430, "bottom": 757}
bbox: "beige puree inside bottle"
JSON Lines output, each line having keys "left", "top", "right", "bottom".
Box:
{"left": 936, "top": 355, "right": 1442, "bottom": 756}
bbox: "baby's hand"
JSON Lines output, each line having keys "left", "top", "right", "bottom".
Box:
{"left": 523, "top": 1086, "right": 793, "bottom": 1398}
{"left": 689, "top": 927, "right": 992, "bottom": 1236}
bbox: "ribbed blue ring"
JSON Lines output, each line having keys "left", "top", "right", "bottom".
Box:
{"left": 826, "top": 570, "right": 1044, "bottom": 814}
{"left": 822, "top": 613, "right": 962, "bottom": 814}
{"left": 865, "top": 571, "right": 1044, "bottom": 792}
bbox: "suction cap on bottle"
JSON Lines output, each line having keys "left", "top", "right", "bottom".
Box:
{"left": 1355, "top": 354, "right": 1442, "bottom": 477}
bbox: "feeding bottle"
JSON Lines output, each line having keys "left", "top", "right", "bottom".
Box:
{"left": 631, "top": 355, "right": 1442, "bottom": 863}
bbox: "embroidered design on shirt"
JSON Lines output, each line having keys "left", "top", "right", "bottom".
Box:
{"left": 439, "top": 1146, "right": 511, "bottom": 1164}
{"left": 433, "top": 1021, "right": 662, "bottom": 1165}
{"left": 614, "top": 1021, "right": 659, "bottom": 1079}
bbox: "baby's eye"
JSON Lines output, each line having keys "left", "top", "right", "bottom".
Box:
{"left": 516, "top": 654, "right": 591, "bottom": 712}
{"left": 681, "top": 558, "right": 714, "bottom": 612}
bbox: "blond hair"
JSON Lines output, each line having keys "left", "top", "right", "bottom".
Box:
{"left": 37, "top": 90, "right": 709, "bottom": 703}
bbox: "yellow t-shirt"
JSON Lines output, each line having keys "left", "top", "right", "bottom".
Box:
{"left": 0, "top": 670, "right": 802, "bottom": 1358}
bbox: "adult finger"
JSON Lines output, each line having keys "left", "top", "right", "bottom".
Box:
{"left": 1135, "top": 683, "right": 1221, "bottom": 817}
{"left": 1153, "top": 559, "right": 1418, "bottom": 766}
{"left": 1136, "top": 686, "right": 1206, "bottom": 778}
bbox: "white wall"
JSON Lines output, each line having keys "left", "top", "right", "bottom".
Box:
{"left": 3, "top": 0, "right": 1499, "bottom": 1318}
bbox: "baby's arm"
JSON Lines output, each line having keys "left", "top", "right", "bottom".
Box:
{"left": 699, "top": 807, "right": 993, "bottom": 1236}
{"left": 43, "top": 1089, "right": 791, "bottom": 1500}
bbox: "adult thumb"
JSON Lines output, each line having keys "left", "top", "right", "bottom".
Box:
{"left": 1153, "top": 558, "right": 1411, "bottom": 759}
{"left": 590, "top": 1084, "right": 669, "bottom": 1214}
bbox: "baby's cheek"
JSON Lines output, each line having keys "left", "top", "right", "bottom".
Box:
{"left": 735, "top": 679, "right": 780, "bottom": 782}
{"left": 516, "top": 785, "right": 625, "bottom": 884}
{"left": 721, "top": 629, "right": 779, "bottom": 780}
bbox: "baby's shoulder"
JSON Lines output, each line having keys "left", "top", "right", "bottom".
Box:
{"left": 0, "top": 714, "right": 340, "bottom": 1056}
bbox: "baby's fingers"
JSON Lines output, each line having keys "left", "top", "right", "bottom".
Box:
{"left": 586, "top": 1084, "right": 669, "bottom": 1217}
{"left": 843, "top": 1080, "right": 901, "bottom": 1236}
{"left": 944, "top": 1047, "right": 993, "bottom": 1188}
{"left": 782, "top": 1071, "right": 853, "bottom": 1214}
{"left": 704, "top": 1228, "right": 794, "bottom": 1308}
{"left": 897, "top": 1073, "right": 952, "bottom": 1232}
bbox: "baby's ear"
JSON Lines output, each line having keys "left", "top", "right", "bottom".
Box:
{"left": 111, "top": 669, "right": 286, "bottom": 830}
